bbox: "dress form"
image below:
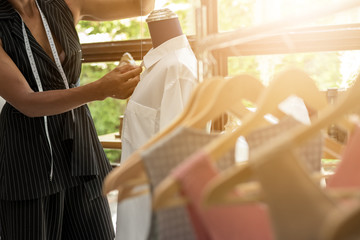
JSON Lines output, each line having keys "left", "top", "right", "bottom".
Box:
{"left": 146, "top": 8, "right": 184, "bottom": 48}
{"left": 116, "top": 8, "right": 198, "bottom": 240}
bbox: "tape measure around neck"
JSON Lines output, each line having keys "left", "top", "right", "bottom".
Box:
{"left": 35, "top": 0, "right": 75, "bottom": 121}
{"left": 35, "top": 0, "right": 70, "bottom": 90}
{"left": 19, "top": 0, "right": 75, "bottom": 181}
{"left": 21, "top": 16, "right": 54, "bottom": 181}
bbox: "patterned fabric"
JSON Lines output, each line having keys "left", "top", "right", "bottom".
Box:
{"left": 0, "top": 183, "right": 115, "bottom": 240}
{"left": 172, "top": 150, "right": 274, "bottom": 240}
{"left": 0, "top": 0, "right": 112, "bottom": 201}
{"left": 142, "top": 126, "right": 234, "bottom": 240}
{"left": 167, "top": 117, "right": 324, "bottom": 240}
{"left": 246, "top": 116, "right": 323, "bottom": 172}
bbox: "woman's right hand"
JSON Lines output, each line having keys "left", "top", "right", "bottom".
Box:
{"left": 97, "top": 64, "right": 142, "bottom": 100}
{"left": 0, "top": 43, "right": 142, "bottom": 117}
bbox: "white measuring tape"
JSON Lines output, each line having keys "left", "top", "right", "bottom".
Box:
{"left": 35, "top": 0, "right": 75, "bottom": 123}
{"left": 19, "top": 0, "right": 74, "bottom": 181}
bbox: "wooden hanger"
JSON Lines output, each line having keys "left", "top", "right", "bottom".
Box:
{"left": 322, "top": 135, "right": 345, "bottom": 160}
{"left": 104, "top": 74, "right": 267, "bottom": 201}
{"left": 319, "top": 204, "right": 360, "bottom": 240}
{"left": 202, "top": 73, "right": 360, "bottom": 207}
{"left": 102, "top": 78, "right": 218, "bottom": 196}
{"left": 152, "top": 119, "right": 352, "bottom": 207}
{"left": 115, "top": 119, "right": 349, "bottom": 202}
{"left": 104, "top": 76, "right": 251, "bottom": 199}
{"left": 152, "top": 67, "right": 328, "bottom": 210}
{"left": 201, "top": 113, "right": 359, "bottom": 206}
{"left": 321, "top": 114, "right": 360, "bottom": 163}
{"left": 181, "top": 74, "right": 267, "bottom": 129}
{"left": 200, "top": 78, "right": 360, "bottom": 239}
{"left": 151, "top": 74, "right": 273, "bottom": 209}
{"left": 211, "top": 115, "right": 360, "bottom": 204}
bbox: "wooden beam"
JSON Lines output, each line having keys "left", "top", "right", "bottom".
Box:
{"left": 214, "top": 24, "right": 360, "bottom": 56}
{"left": 81, "top": 36, "right": 197, "bottom": 63}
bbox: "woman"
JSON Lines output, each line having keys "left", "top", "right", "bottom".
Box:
{"left": 0, "top": 0, "right": 154, "bottom": 239}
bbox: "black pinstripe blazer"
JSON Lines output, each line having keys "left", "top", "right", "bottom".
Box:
{"left": 0, "top": 0, "right": 112, "bottom": 201}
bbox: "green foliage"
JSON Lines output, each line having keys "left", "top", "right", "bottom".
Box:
{"left": 218, "top": 0, "right": 255, "bottom": 32}
{"left": 166, "top": 0, "right": 186, "bottom": 4}
{"left": 279, "top": 52, "right": 342, "bottom": 90}
{"left": 80, "top": 63, "right": 126, "bottom": 163}
{"left": 228, "top": 52, "right": 343, "bottom": 90}
{"left": 228, "top": 56, "right": 259, "bottom": 77}
{"left": 76, "top": 19, "right": 150, "bottom": 40}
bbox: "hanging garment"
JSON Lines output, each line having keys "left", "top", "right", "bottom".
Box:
{"left": 327, "top": 125, "right": 360, "bottom": 188}
{"left": 246, "top": 116, "right": 323, "bottom": 172}
{"left": 172, "top": 150, "right": 274, "bottom": 240}
{"left": 117, "top": 34, "right": 197, "bottom": 240}
{"left": 169, "top": 117, "right": 324, "bottom": 240}
{"left": 321, "top": 125, "right": 360, "bottom": 239}
{"left": 142, "top": 126, "right": 232, "bottom": 240}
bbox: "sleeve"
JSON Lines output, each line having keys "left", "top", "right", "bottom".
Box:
{"left": 159, "top": 63, "right": 198, "bottom": 130}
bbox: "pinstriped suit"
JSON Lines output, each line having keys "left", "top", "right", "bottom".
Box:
{"left": 0, "top": 0, "right": 114, "bottom": 239}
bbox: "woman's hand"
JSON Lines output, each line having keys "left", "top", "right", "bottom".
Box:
{"left": 97, "top": 64, "right": 142, "bottom": 100}
{"left": 0, "top": 43, "right": 142, "bottom": 117}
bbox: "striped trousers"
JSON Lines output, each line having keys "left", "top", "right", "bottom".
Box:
{"left": 0, "top": 183, "right": 115, "bottom": 240}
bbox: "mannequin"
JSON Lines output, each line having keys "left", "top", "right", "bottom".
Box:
{"left": 116, "top": 8, "right": 198, "bottom": 240}
{"left": 147, "top": 10, "right": 184, "bottom": 48}
{"left": 120, "top": 7, "right": 198, "bottom": 165}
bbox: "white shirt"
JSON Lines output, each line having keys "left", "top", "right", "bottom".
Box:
{"left": 121, "top": 34, "right": 197, "bottom": 160}
{"left": 116, "top": 34, "right": 197, "bottom": 240}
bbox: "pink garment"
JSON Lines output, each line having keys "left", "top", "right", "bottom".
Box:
{"left": 172, "top": 150, "right": 274, "bottom": 240}
{"left": 327, "top": 125, "right": 360, "bottom": 188}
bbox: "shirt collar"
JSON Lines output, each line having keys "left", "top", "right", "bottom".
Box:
{"left": 143, "top": 34, "right": 191, "bottom": 69}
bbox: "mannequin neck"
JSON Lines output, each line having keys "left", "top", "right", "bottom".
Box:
{"left": 148, "top": 18, "right": 183, "bottom": 49}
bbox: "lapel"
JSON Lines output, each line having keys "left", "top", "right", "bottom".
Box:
{"left": 36, "top": 0, "right": 82, "bottom": 68}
